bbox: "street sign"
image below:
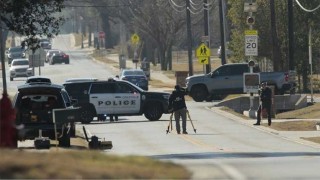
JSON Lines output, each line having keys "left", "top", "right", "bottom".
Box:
{"left": 198, "top": 56, "right": 209, "bottom": 64}
{"left": 243, "top": 73, "right": 260, "bottom": 93}
{"left": 131, "top": 33, "right": 140, "bottom": 44}
{"left": 99, "top": 31, "right": 105, "bottom": 39}
{"left": 244, "top": 2, "right": 257, "bottom": 12}
{"left": 245, "top": 30, "right": 258, "bottom": 56}
{"left": 196, "top": 43, "right": 210, "bottom": 64}
{"left": 196, "top": 43, "right": 210, "bottom": 57}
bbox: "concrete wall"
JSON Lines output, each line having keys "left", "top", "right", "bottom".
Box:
{"left": 215, "top": 94, "right": 307, "bottom": 114}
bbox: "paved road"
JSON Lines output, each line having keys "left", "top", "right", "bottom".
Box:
{"left": 82, "top": 101, "right": 320, "bottom": 179}
{"left": 3, "top": 34, "right": 320, "bottom": 179}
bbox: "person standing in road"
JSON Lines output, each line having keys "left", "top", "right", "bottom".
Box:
{"left": 254, "top": 82, "right": 272, "bottom": 126}
{"left": 169, "top": 85, "right": 188, "bottom": 134}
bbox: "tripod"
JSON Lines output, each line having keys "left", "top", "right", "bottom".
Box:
{"left": 166, "top": 113, "right": 173, "bottom": 134}
{"left": 166, "top": 110, "right": 197, "bottom": 134}
{"left": 186, "top": 110, "right": 197, "bottom": 133}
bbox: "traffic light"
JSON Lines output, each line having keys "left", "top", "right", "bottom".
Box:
{"left": 246, "top": 16, "right": 255, "bottom": 25}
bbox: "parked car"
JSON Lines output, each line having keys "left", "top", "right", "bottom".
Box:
{"left": 63, "top": 78, "right": 170, "bottom": 123}
{"left": 49, "top": 51, "right": 69, "bottom": 65}
{"left": 120, "top": 69, "right": 149, "bottom": 90}
{"left": 39, "top": 38, "right": 52, "bottom": 49}
{"left": 186, "top": 63, "right": 296, "bottom": 102}
{"left": 9, "top": 58, "right": 33, "bottom": 81}
{"left": 6, "top": 46, "right": 27, "bottom": 65}
{"left": 13, "top": 82, "right": 79, "bottom": 147}
{"left": 45, "top": 49, "right": 60, "bottom": 63}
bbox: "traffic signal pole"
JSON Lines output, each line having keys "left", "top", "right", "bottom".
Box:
{"left": 244, "top": 1, "right": 257, "bottom": 118}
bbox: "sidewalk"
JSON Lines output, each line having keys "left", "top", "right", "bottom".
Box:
{"left": 211, "top": 106, "right": 320, "bottom": 149}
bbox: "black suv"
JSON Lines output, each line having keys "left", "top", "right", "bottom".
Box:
{"left": 63, "top": 78, "right": 171, "bottom": 123}
{"left": 13, "top": 82, "right": 78, "bottom": 147}
{"left": 6, "top": 46, "right": 27, "bottom": 65}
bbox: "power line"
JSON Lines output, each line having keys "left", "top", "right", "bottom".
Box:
{"left": 169, "top": 0, "right": 186, "bottom": 12}
{"left": 190, "top": 2, "right": 204, "bottom": 11}
{"left": 170, "top": 0, "right": 186, "bottom": 8}
{"left": 295, "top": 0, "right": 320, "bottom": 12}
{"left": 188, "top": 7, "right": 204, "bottom": 14}
{"left": 64, "top": 4, "right": 129, "bottom": 8}
{"left": 190, "top": 0, "right": 203, "bottom": 6}
{"left": 170, "top": 0, "right": 213, "bottom": 14}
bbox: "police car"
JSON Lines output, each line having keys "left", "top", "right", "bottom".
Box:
{"left": 63, "top": 78, "right": 171, "bottom": 123}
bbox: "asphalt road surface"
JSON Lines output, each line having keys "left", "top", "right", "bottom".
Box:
{"left": 2, "top": 35, "right": 320, "bottom": 179}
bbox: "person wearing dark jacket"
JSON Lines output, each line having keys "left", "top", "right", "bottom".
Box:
{"left": 254, "top": 82, "right": 272, "bottom": 126}
{"left": 169, "top": 85, "right": 188, "bottom": 134}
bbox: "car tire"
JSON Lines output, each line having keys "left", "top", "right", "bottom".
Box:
{"left": 66, "top": 60, "right": 70, "bottom": 64}
{"left": 190, "top": 85, "right": 208, "bottom": 102}
{"left": 10, "top": 77, "right": 13, "bottom": 81}
{"left": 144, "top": 102, "right": 163, "bottom": 121}
{"left": 80, "top": 106, "right": 95, "bottom": 124}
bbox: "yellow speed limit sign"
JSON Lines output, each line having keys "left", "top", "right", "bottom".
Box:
{"left": 131, "top": 33, "right": 140, "bottom": 44}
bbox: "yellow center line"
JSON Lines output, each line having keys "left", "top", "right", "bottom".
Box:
{"left": 180, "top": 134, "right": 232, "bottom": 152}
{"left": 163, "top": 118, "right": 233, "bottom": 152}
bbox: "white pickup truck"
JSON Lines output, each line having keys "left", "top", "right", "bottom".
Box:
{"left": 185, "top": 63, "right": 296, "bottom": 102}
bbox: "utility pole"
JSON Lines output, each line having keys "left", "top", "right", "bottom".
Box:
{"left": 186, "top": 0, "right": 193, "bottom": 76}
{"left": 288, "top": 0, "right": 294, "bottom": 70}
{"left": 96, "top": 18, "right": 100, "bottom": 50}
{"left": 0, "top": 28, "right": 7, "bottom": 94}
{"left": 204, "top": 0, "right": 211, "bottom": 73}
{"left": 309, "top": 26, "right": 314, "bottom": 103}
{"left": 219, "top": 0, "right": 226, "bottom": 65}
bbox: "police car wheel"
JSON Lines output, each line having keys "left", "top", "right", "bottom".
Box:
{"left": 144, "top": 102, "right": 162, "bottom": 121}
{"left": 80, "top": 109, "right": 94, "bottom": 124}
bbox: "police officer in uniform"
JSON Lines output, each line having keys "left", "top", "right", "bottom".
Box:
{"left": 254, "top": 82, "right": 272, "bottom": 126}
{"left": 169, "top": 85, "right": 188, "bottom": 134}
